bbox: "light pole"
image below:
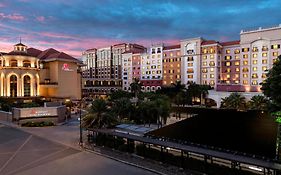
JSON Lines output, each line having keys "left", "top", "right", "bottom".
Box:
{"left": 78, "top": 62, "right": 85, "bottom": 146}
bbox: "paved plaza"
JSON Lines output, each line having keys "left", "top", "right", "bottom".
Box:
{"left": 0, "top": 123, "right": 156, "bottom": 175}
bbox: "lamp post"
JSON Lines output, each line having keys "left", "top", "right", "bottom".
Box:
{"left": 78, "top": 62, "right": 85, "bottom": 146}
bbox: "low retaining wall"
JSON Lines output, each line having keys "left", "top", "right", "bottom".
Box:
{"left": 0, "top": 110, "right": 12, "bottom": 122}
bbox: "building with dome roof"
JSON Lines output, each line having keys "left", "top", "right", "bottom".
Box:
{"left": 0, "top": 42, "right": 82, "bottom": 101}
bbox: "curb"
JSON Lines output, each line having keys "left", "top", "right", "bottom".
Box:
{"left": 83, "top": 146, "right": 168, "bottom": 175}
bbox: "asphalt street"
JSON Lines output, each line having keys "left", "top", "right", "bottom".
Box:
{"left": 0, "top": 119, "right": 157, "bottom": 175}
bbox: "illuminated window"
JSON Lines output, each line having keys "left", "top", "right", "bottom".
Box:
{"left": 210, "top": 80, "right": 215, "bottom": 85}
{"left": 188, "top": 57, "right": 194, "bottom": 61}
{"left": 235, "top": 55, "right": 239, "bottom": 59}
{"left": 177, "top": 52, "right": 180, "bottom": 56}
{"left": 188, "top": 63, "right": 193, "bottom": 67}
{"left": 252, "top": 73, "right": 258, "bottom": 78}
{"left": 242, "top": 48, "right": 249, "bottom": 52}
{"left": 243, "top": 68, "right": 249, "bottom": 72}
{"left": 210, "top": 48, "right": 214, "bottom": 53}
{"left": 252, "top": 47, "right": 258, "bottom": 52}
{"left": 163, "top": 53, "right": 167, "bottom": 57}
{"left": 262, "top": 59, "right": 267, "bottom": 64}
{"left": 164, "top": 70, "right": 167, "bottom": 74}
{"left": 243, "top": 54, "right": 248, "bottom": 59}
{"left": 262, "top": 53, "right": 267, "bottom": 57}
{"left": 203, "top": 55, "right": 207, "bottom": 60}
{"left": 226, "top": 68, "right": 231, "bottom": 73}
{"left": 226, "top": 49, "right": 230, "bottom": 54}
{"left": 253, "top": 54, "right": 257, "bottom": 58}
{"left": 226, "top": 62, "right": 231, "bottom": 66}
{"left": 253, "top": 67, "right": 257, "bottom": 71}
{"left": 235, "top": 80, "right": 239, "bottom": 84}
{"left": 243, "top": 74, "right": 248, "bottom": 78}
{"left": 243, "top": 61, "right": 248, "bottom": 65}
{"left": 188, "top": 75, "right": 193, "bottom": 78}
{"left": 209, "top": 61, "right": 215, "bottom": 66}
{"left": 262, "top": 46, "right": 268, "bottom": 51}
{"left": 273, "top": 52, "right": 278, "bottom": 57}
{"left": 187, "top": 68, "right": 194, "bottom": 73}
{"left": 235, "top": 74, "right": 239, "bottom": 78}
{"left": 203, "top": 74, "right": 207, "bottom": 78}
{"left": 210, "top": 74, "right": 214, "bottom": 78}
{"left": 202, "top": 68, "right": 207, "bottom": 73}
{"left": 262, "top": 73, "right": 267, "bottom": 78}
{"left": 271, "top": 44, "right": 280, "bottom": 49}
{"left": 234, "top": 49, "right": 240, "bottom": 54}
{"left": 235, "top": 68, "right": 240, "bottom": 72}
{"left": 226, "top": 74, "right": 230, "bottom": 78}
{"left": 243, "top": 80, "right": 248, "bottom": 85}
{"left": 210, "top": 68, "right": 214, "bottom": 72}
{"left": 163, "top": 81, "right": 167, "bottom": 85}
{"left": 170, "top": 53, "right": 173, "bottom": 57}
{"left": 203, "top": 61, "right": 207, "bottom": 66}
{"left": 235, "top": 61, "right": 240, "bottom": 66}
{"left": 210, "top": 54, "right": 214, "bottom": 59}
{"left": 253, "top": 60, "right": 257, "bottom": 64}
{"left": 273, "top": 59, "right": 277, "bottom": 63}
{"left": 225, "top": 56, "right": 231, "bottom": 60}
{"left": 203, "top": 48, "right": 207, "bottom": 54}
{"left": 226, "top": 80, "right": 230, "bottom": 84}
{"left": 252, "top": 80, "right": 258, "bottom": 85}
{"left": 262, "top": 66, "right": 267, "bottom": 71}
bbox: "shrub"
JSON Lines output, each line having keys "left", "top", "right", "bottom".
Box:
{"left": 21, "top": 121, "right": 55, "bottom": 127}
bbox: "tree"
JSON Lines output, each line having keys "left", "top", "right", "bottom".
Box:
{"left": 220, "top": 92, "right": 247, "bottom": 110}
{"left": 108, "top": 90, "right": 131, "bottom": 101}
{"left": 82, "top": 99, "right": 116, "bottom": 129}
{"left": 261, "top": 55, "right": 281, "bottom": 111}
{"left": 154, "top": 96, "right": 171, "bottom": 127}
{"left": 171, "top": 80, "right": 186, "bottom": 93}
{"left": 130, "top": 78, "right": 142, "bottom": 98}
{"left": 248, "top": 95, "right": 269, "bottom": 110}
{"left": 111, "top": 97, "right": 133, "bottom": 120}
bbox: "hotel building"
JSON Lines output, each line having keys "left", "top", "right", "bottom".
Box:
{"left": 83, "top": 24, "right": 281, "bottom": 100}
{"left": 82, "top": 43, "right": 146, "bottom": 97}
{"left": 0, "top": 42, "right": 82, "bottom": 101}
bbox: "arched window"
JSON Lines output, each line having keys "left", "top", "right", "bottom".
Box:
{"left": 10, "top": 75, "right": 17, "bottom": 97}
{"left": 10, "top": 60, "right": 18, "bottom": 67}
{"left": 23, "top": 60, "right": 31, "bottom": 67}
{"left": 23, "top": 75, "right": 31, "bottom": 97}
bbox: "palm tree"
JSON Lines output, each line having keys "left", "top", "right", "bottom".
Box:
{"left": 248, "top": 95, "right": 269, "bottom": 110}
{"left": 154, "top": 96, "right": 171, "bottom": 127}
{"left": 111, "top": 97, "right": 133, "bottom": 120}
{"left": 199, "top": 85, "right": 211, "bottom": 105}
{"left": 82, "top": 99, "right": 116, "bottom": 129}
{"left": 130, "top": 78, "right": 142, "bottom": 98}
{"left": 220, "top": 92, "right": 247, "bottom": 110}
{"left": 171, "top": 80, "right": 186, "bottom": 93}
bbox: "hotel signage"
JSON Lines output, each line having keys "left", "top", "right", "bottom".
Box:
{"left": 20, "top": 107, "right": 58, "bottom": 118}
{"left": 62, "top": 63, "right": 74, "bottom": 71}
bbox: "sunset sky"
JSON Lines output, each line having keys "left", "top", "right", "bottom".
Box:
{"left": 0, "top": 0, "right": 281, "bottom": 58}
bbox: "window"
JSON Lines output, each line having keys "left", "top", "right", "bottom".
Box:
{"left": 243, "top": 68, "right": 249, "bottom": 72}
{"left": 202, "top": 68, "right": 207, "bottom": 73}
{"left": 203, "top": 62, "right": 207, "bottom": 66}
{"left": 152, "top": 49, "right": 155, "bottom": 54}
{"left": 235, "top": 61, "right": 240, "bottom": 66}
{"left": 252, "top": 80, "right": 258, "bottom": 85}
{"left": 188, "top": 63, "right": 193, "bottom": 67}
{"left": 235, "top": 74, "right": 239, "bottom": 78}
{"left": 209, "top": 61, "right": 215, "bottom": 66}
{"left": 262, "top": 46, "right": 268, "bottom": 51}
{"left": 226, "top": 68, "right": 231, "bottom": 73}
{"left": 262, "top": 59, "right": 267, "bottom": 64}
{"left": 203, "top": 74, "right": 207, "bottom": 78}
{"left": 242, "top": 48, "right": 249, "bottom": 52}
{"left": 235, "top": 55, "right": 239, "bottom": 59}
{"left": 252, "top": 47, "right": 258, "bottom": 52}
{"left": 210, "top": 48, "right": 214, "bottom": 53}
{"left": 234, "top": 49, "right": 240, "bottom": 54}
{"left": 271, "top": 44, "right": 280, "bottom": 49}
{"left": 23, "top": 75, "right": 31, "bottom": 97}
{"left": 262, "top": 53, "right": 267, "bottom": 57}
{"left": 210, "top": 74, "right": 214, "bottom": 78}
{"left": 170, "top": 53, "right": 173, "bottom": 57}
{"left": 225, "top": 56, "right": 231, "bottom": 60}
{"left": 226, "top": 49, "right": 230, "bottom": 54}
{"left": 10, "top": 75, "right": 17, "bottom": 97}
{"left": 243, "top": 54, "right": 248, "bottom": 59}
{"left": 188, "top": 75, "right": 193, "bottom": 78}
{"left": 262, "top": 66, "right": 267, "bottom": 71}
{"left": 253, "top": 67, "right": 257, "bottom": 71}
{"left": 243, "top": 74, "right": 248, "bottom": 78}
{"left": 210, "top": 54, "right": 214, "bottom": 59}
{"left": 10, "top": 60, "right": 17, "bottom": 67}
{"left": 235, "top": 68, "right": 240, "bottom": 72}
{"left": 210, "top": 68, "right": 214, "bottom": 72}
{"left": 243, "top": 80, "right": 248, "bottom": 85}
{"left": 226, "top": 74, "right": 230, "bottom": 78}
{"left": 253, "top": 54, "right": 257, "bottom": 58}
{"left": 252, "top": 73, "right": 258, "bottom": 78}
{"left": 243, "top": 61, "right": 248, "bottom": 65}
{"left": 226, "top": 62, "right": 231, "bottom": 66}
{"left": 23, "top": 60, "right": 31, "bottom": 67}
{"left": 210, "top": 80, "right": 215, "bottom": 85}
{"left": 253, "top": 60, "right": 257, "bottom": 64}
{"left": 187, "top": 57, "right": 194, "bottom": 61}
{"left": 273, "top": 52, "right": 278, "bottom": 57}
{"left": 203, "top": 48, "right": 207, "bottom": 54}
{"left": 203, "top": 55, "right": 207, "bottom": 60}
{"left": 262, "top": 73, "right": 267, "bottom": 78}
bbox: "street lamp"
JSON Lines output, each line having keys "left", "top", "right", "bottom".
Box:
{"left": 78, "top": 61, "right": 86, "bottom": 146}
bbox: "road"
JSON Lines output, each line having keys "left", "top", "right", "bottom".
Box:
{"left": 0, "top": 117, "right": 157, "bottom": 175}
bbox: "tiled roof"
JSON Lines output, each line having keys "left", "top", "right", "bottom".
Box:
{"left": 14, "top": 43, "right": 26, "bottom": 47}
{"left": 220, "top": 40, "right": 240, "bottom": 46}
{"left": 163, "top": 44, "right": 180, "bottom": 50}
{"left": 38, "top": 48, "right": 60, "bottom": 60}
{"left": 201, "top": 40, "right": 218, "bottom": 45}
{"left": 46, "top": 52, "right": 78, "bottom": 62}
{"left": 27, "top": 48, "right": 42, "bottom": 57}
{"left": 6, "top": 51, "right": 30, "bottom": 56}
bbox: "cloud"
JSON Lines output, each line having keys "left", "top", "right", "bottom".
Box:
{"left": 0, "top": 13, "right": 25, "bottom": 21}
{"left": 36, "top": 16, "right": 45, "bottom": 22}
{"left": 0, "top": 3, "right": 5, "bottom": 7}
